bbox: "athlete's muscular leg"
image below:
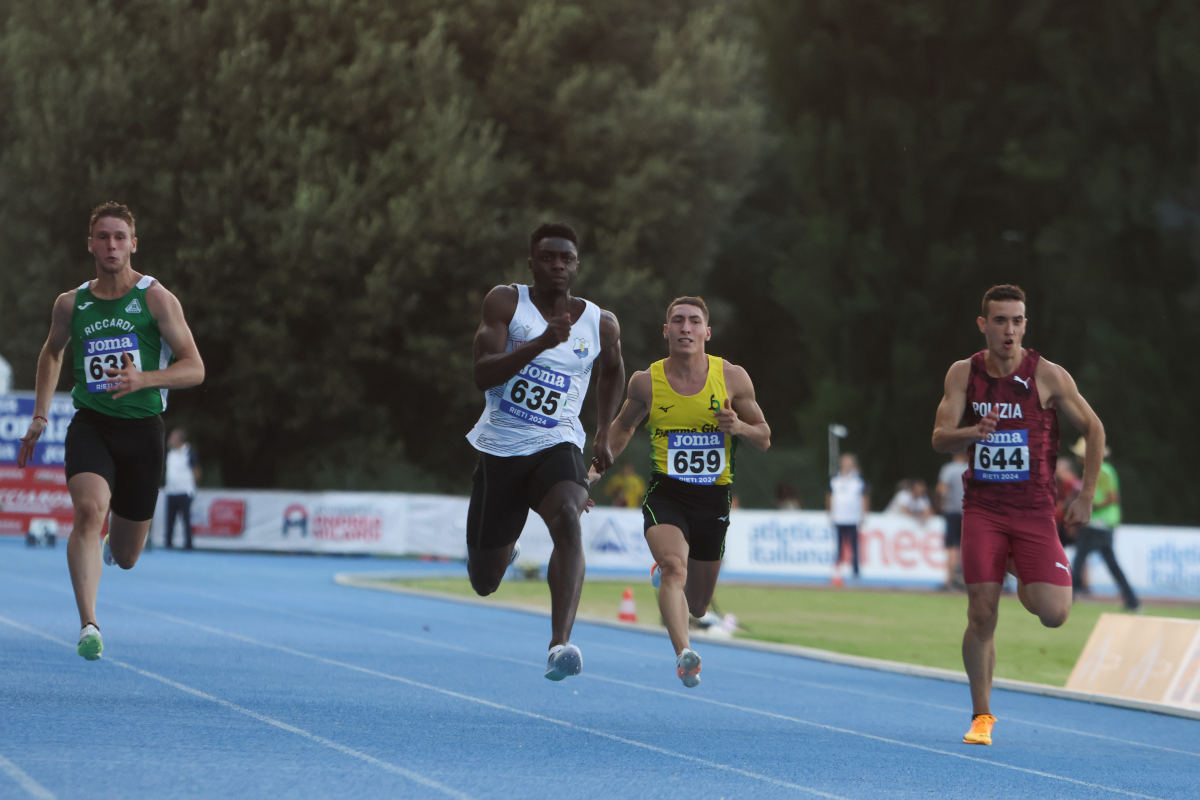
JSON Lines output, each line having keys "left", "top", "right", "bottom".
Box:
{"left": 962, "top": 581, "right": 1002, "bottom": 716}
{"left": 66, "top": 473, "right": 111, "bottom": 628}
{"left": 1017, "top": 582, "right": 1071, "bottom": 628}
{"left": 645, "top": 524, "right": 691, "bottom": 655}
{"left": 466, "top": 542, "right": 519, "bottom": 596}
{"left": 106, "top": 513, "right": 153, "bottom": 570}
{"left": 536, "top": 481, "right": 589, "bottom": 649}
{"left": 684, "top": 558, "right": 722, "bottom": 619}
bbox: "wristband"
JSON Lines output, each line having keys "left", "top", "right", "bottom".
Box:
{"left": 33, "top": 415, "right": 48, "bottom": 424}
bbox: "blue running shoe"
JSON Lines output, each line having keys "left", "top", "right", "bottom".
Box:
{"left": 77, "top": 623, "right": 103, "bottom": 661}
{"left": 676, "top": 647, "right": 701, "bottom": 688}
{"left": 650, "top": 563, "right": 661, "bottom": 588}
{"left": 102, "top": 535, "right": 115, "bottom": 566}
{"left": 545, "top": 643, "right": 582, "bottom": 681}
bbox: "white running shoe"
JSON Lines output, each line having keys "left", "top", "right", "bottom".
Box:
{"left": 676, "top": 648, "right": 701, "bottom": 688}
{"left": 509, "top": 542, "right": 521, "bottom": 565}
{"left": 102, "top": 535, "right": 115, "bottom": 566}
{"left": 544, "top": 643, "right": 583, "bottom": 681}
{"left": 77, "top": 623, "right": 103, "bottom": 661}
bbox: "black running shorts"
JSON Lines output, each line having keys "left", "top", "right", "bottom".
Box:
{"left": 65, "top": 408, "right": 165, "bottom": 521}
{"left": 641, "top": 473, "right": 732, "bottom": 561}
{"left": 466, "top": 442, "right": 589, "bottom": 550}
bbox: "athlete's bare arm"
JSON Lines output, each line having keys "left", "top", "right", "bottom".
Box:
{"left": 932, "top": 360, "right": 1000, "bottom": 453}
{"left": 17, "top": 292, "right": 76, "bottom": 467}
{"left": 591, "top": 309, "right": 625, "bottom": 473}
{"left": 1038, "top": 357, "right": 1104, "bottom": 529}
{"left": 107, "top": 282, "right": 205, "bottom": 400}
{"left": 717, "top": 362, "right": 770, "bottom": 451}
{"left": 471, "top": 285, "right": 569, "bottom": 391}
{"left": 597, "top": 370, "right": 653, "bottom": 479}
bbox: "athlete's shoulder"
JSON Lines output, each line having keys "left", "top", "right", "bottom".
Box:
{"left": 1033, "top": 354, "right": 1076, "bottom": 397}
{"left": 479, "top": 283, "right": 520, "bottom": 320}
{"left": 145, "top": 277, "right": 184, "bottom": 317}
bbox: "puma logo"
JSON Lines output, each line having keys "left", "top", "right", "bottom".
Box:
{"left": 658, "top": 405, "right": 674, "bottom": 413}
{"left": 1013, "top": 376, "right": 1030, "bottom": 389}
{"left": 1055, "top": 562, "right": 1070, "bottom": 573}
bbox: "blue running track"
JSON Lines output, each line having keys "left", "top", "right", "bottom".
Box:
{"left": 1, "top": 539, "right": 1196, "bottom": 799}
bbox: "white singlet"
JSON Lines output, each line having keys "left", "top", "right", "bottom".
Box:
{"left": 466, "top": 284, "right": 602, "bottom": 456}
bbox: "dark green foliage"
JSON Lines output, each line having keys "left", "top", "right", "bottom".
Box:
{"left": 1, "top": 0, "right": 1196, "bottom": 523}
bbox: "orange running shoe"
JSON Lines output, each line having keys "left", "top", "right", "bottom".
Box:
{"left": 963, "top": 714, "right": 996, "bottom": 745}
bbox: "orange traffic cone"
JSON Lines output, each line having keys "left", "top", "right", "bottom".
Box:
{"left": 618, "top": 587, "right": 637, "bottom": 622}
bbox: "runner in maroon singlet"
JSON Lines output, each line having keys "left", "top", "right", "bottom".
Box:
{"left": 931, "top": 284, "right": 1105, "bottom": 746}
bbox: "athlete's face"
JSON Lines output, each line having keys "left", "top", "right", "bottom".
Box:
{"left": 977, "top": 299, "right": 1026, "bottom": 359}
{"left": 528, "top": 237, "right": 579, "bottom": 289}
{"left": 663, "top": 303, "right": 710, "bottom": 355}
{"left": 87, "top": 216, "right": 137, "bottom": 275}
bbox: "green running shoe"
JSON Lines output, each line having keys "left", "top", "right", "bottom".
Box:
{"left": 77, "top": 623, "right": 103, "bottom": 661}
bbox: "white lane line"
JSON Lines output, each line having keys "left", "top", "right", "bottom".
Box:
{"left": 0, "top": 754, "right": 56, "bottom": 800}
{"left": 0, "top": 571, "right": 1180, "bottom": 799}
{"left": 167, "top": 582, "right": 1200, "bottom": 760}
{"left": 92, "top": 600, "right": 1165, "bottom": 800}
{"left": 1, "top": 612, "right": 847, "bottom": 800}
{"left": 0, "top": 616, "right": 474, "bottom": 800}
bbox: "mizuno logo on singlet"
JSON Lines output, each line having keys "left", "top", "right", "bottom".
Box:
{"left": 1013, "top": 376, "right": 1030, "bottom": 389}
{"left": 658, "top": 405, "right": 674, "bottom": 412}
{"left": 77, "top": 301, "right": 93, "bottom": 310}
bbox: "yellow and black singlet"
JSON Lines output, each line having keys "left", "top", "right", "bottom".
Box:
{"left": 645, "top": 355, "right": 735, "bottom": 486}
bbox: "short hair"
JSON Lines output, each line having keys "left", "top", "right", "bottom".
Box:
{"left": 666, "top": 295, "right": 709, "bottom": 322}
{"left": 530, "top": 222, "right": 578, "bottom": 255}
{"left": 981, "top": 284, "right": 1025, "bottom": 316}
{"left": 89, "top": 201, "right": 136, "bottom": 237}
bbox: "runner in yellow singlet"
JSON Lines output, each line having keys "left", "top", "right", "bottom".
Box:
{"left": 596, "top": 296, "right": 770, "bottom": 687}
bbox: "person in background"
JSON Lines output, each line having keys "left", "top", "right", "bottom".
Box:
{"left": 935, "top": 451, "right": 970, "bottom": 590}
{"left": 775, "top": 482, "right": 802, "bottom": 510}
{"left": 886, "top": 479, "right": 934, "bottom": 523}
{"left": 1070, "top": 436, "right": 1139, "bottom": 612}
{"left": 163, "top": 427, "right": 200, "bottom": 549}
{"left": 827, "top": 453, "right": 869, "bottom": 585}
{"left": 604, "top": 462, "right": 647, "bottom": 508}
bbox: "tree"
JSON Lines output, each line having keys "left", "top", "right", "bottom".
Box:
{"left": 0, "top": 0, "right": 767, "bottom": 491}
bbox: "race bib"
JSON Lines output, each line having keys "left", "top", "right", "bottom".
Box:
{"left": 498, "top": 363, "right": 570, "bottom": 428}
{"left": 974, "top": 429, "right": 1030, "bottom": 482}
{"left": 667, "top": 431, "right": 726, "bottom": 485}
{"left": 83, "top": 334, "right": 142, "bottom": 393}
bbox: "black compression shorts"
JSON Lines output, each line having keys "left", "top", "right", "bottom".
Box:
{"left": 642, "top": 473, "right": 732, "bottom": 561}
{"left": 65, "top": 408, "right": 165, "bottom": 521}
{"left": 466, "top": 442, "right": 589, "bottom": 550}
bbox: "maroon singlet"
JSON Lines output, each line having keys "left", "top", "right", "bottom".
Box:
{"left": 961, "top": 349, "right": 1059, "bottom": 518}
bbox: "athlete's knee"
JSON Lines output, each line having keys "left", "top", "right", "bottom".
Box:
{"left": 468, "top": 565, "right": 502, "bottom": 596}
{"left": 466, "top": 551, "right": 504, "bottom": 596}
{"left": 965, "top": 603, "right": 999, "bottom": 635}
{"left": 72, "top": 498, "right": 108, "bottom": 533}
{"left": 657, "top": 555, "right": 687, "bottom": 586}
{"left": 112, "top": 551, "right": 139, "bottom": 570}
{"left": 1038, "top": 606, "right": 1070, "bottom": 628}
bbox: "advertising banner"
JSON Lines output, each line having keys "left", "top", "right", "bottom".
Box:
{"left": 0, "top": 393, "right": 75, "bottom": 537}
{"left": 145, "top": 486, "right": 1200, "bottom": 599}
